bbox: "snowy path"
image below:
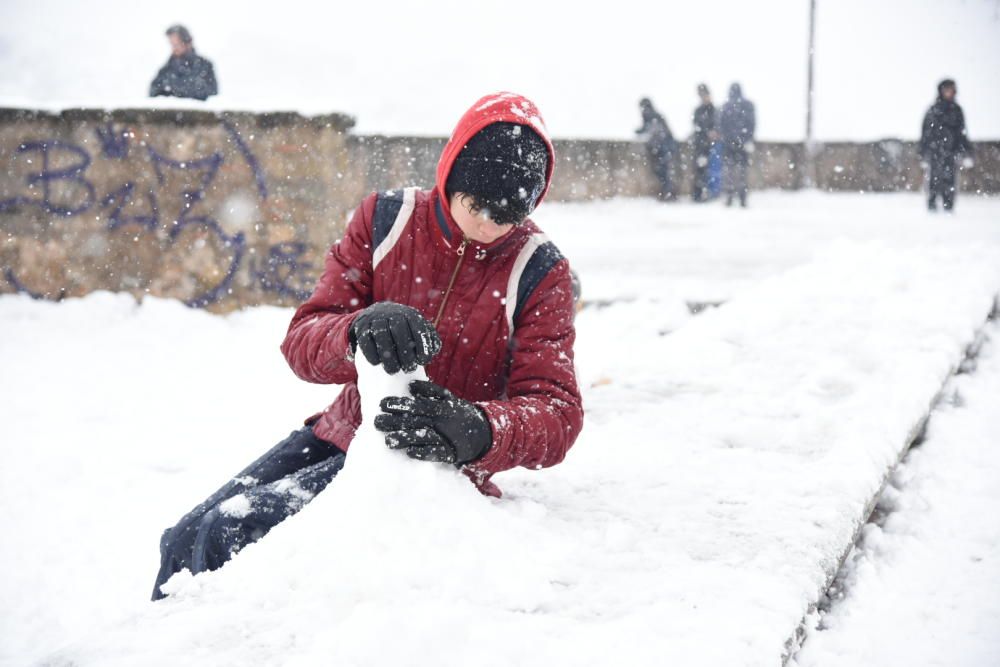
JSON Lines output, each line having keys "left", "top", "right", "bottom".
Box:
{"left": 539, "top": 193, "right": 1000, "bottom": 305}
{"left": 2, "top": 194, "right": 1000, "bottom": 666}
{"left": 793, "top": 320, "right": 1000, "bottom": 667}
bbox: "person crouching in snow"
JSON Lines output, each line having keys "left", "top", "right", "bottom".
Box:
{"left": 151, "top": 92, "right": 584, "bottom": 600}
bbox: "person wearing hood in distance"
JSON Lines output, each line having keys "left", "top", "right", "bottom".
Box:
{"left": 919, "top": 79, "right": 974, "bottom": 212}
{"left": 151, "top": 92, "right": 583, "bottom": 601}
{"left": 149, "top": 24, "right": 218, "bottom": 101}
{"left": 636, "top": 97, "right": 678, "bottom": 201}
{"left": 719, "top": 83, "right": 755, "bottom": 208}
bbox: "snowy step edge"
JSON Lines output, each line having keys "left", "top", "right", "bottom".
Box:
{"left": 780, "top": 293, "right": 1000, "bottom": 666}
{"left": 580, "top": 296, "right": 724, "bottom": 315}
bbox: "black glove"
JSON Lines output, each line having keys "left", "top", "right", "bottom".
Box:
{"left": 350, "top": 302, "right": 442, "bottom": 374}
{"left": 374, "top": 380, "right": 493, "bottom": 464}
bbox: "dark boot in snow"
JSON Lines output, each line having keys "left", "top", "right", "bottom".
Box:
{"left": 942, "top": 189, "right": 955, "bottom": 211}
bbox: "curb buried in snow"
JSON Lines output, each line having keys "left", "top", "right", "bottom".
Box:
{"left": 782, "top": 294, "right": 1000, "bottom": 665}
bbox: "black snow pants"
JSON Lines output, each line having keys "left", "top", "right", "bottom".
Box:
{"left": 722, "top": 145, "right": 749, "bottom": 206}
{"left": 647, "top": 143, "right": 676, "bottom": 201}
{"left": 927, "top": 157, "right": 957, "bottom": 211}
{"left": 151, "top": 425, "right": 345, "bottom": 600}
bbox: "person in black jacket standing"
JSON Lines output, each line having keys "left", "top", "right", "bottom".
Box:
{"left": 636, "top": 98, "right": 677, "bottom": 201}
{"left": 919, "top": 79, "right": 974, "bottom": 212}
{"left": 719, "top": 83, "right": 756, "bottom": 207}
{"left": 691, "top": 84, "right": 718, "bottom": 202}
{"left": 149, "top": 25, "right": 218, "bottom": 101}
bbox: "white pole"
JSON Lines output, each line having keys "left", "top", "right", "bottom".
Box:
{"left": 805, "top": 0, "right": 817, "bottom": 188}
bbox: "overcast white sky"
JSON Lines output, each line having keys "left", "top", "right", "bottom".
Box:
{"left": 0, "top": 0, "right": 998, "bottom": 140}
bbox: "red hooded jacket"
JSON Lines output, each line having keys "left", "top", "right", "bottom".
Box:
{"left": 280, "top": 92, "right": 583, "bottom": 496}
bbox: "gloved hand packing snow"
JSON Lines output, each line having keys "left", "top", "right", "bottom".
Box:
{"left": 350, "top": 301, "right": 442, "bottom": 374}
{"left": 375, "top": 380, "right": 493, "bottom": 464}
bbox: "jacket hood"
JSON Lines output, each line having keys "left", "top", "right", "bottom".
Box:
{"left": 436, "top": 92, "right": 556, "bottom": 208}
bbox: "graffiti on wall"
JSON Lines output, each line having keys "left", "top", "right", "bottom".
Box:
{"left": 0, "top": 121, "right": 315, "bottom": 306}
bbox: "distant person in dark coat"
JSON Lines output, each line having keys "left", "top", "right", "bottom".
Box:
{"left": 149, "top": 25, "right": 218, "bottom": 101}
{"left": 919, "top": 79, "right": 974, "bottom": 212}
{"left": 719, "top": 83, "right": 756, "bottom": 207}
{"left": 691, "top": 83, "right": 718, "bottom": 202}
{"left": 636, "top": 98, "right": 677, "bottom": 201}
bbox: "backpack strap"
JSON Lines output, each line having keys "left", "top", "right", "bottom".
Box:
{"left": 504, "top": 233, "right": 565, "bottom": 334}
{"left": 372, "top": 187, "right": 418, "bottom": 269}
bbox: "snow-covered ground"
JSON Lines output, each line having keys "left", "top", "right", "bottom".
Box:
{"left": 794, "top": 319, "right": 1000, "bottom": 667}
{"left": 1, "top": 193, "right": 1000, "bottom": 666}
{"left": 1, "top": 0, "right": 998, "bottom": 141}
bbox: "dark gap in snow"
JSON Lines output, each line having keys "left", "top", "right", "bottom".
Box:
{"left": 786, "top": 296, "right": 1000, "bottom": 664}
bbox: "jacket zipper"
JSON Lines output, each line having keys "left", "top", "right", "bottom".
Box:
{"left": 434, "top": 237, "right": 470, "bottom": 327}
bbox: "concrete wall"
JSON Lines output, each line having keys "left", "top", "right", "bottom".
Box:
{"left": 1, "top": 107, "right": 997, "bottom": 312}
{"left": 350, "top": 136, "right": 1000, "bottom": 199}
{"left": 0, "top": 108, "right": 356, "bottom": 310}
